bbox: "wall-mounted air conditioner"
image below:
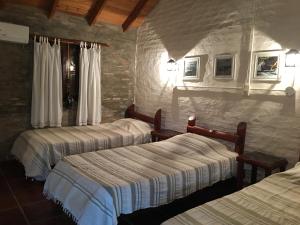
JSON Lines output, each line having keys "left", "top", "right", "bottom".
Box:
{"left": 0, "top": 22, "right": 29, "bottom": 44}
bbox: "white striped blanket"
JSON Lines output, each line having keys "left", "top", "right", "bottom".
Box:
{"left": 163, "top": 162, "right": 300, "bottom": 225}
{"left": 11, "top": 118, "right": 152, "bottom": 180}
{"left": 43, "top": 133, "right": 238, "bottom": 225}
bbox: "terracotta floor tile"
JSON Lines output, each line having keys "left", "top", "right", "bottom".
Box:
{"left": 31, "top": 214, "right": 76, "bottom": 225}
{"left": 9, "top": 178, "right": 45, "bottom": 205}
{"left": 0, "top": 160, "right": 25, "bottom": 181}
{"left": 0, "top": 161, "right": 75, "bottom": 225}
{"left": 0, "top": 179, "right": 18, "bottom": 211}
{"left": 0, "top": 191, "right": 18, "bottom": 212}
{"left": 0, "top": 208, "right": 28, "bottom": 225}
{"left": 22, "top": 200, "right": 63, "bottom": 223}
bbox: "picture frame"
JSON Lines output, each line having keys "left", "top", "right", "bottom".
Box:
{"left": 252, "top": 51, "right": 281, "bottom": 81}
{"left": 183, "top": 56, "right": 200, "bottom": 81}
{"left": 214, "top": 54, "right": 235, "bottom": 79}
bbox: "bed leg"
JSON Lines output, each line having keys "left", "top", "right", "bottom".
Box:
{"left": 237, "top": 160, "right": 244, "bottom": 190}
{"left": 251, "top": 166, "right": 257, "bottom": 184}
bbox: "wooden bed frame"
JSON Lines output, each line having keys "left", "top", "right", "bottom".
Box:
{"left": 125, "top": 104, "right": 161, "bottom": 131}
{"left": 118, "top": 118, "right": 247, "bottom": 225}
{"left": 188, "top": 117, "right": 247, "bottom": 192}
{"left": 187, "top": 118, "right": 247, "bottom": 155}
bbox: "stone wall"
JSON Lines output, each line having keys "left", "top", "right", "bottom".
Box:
{"left": 135, "top": 0, "right": 300, "bottom": 166}
{"left": 0, "top": 4, "right": 137, "bottom": 160}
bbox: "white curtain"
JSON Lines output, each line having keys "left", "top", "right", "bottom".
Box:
{"left": 31, "top": 37, "right": 62, "bottom": 128}
{"left": 77, "top": 42, "right": 101, "bottom": 126}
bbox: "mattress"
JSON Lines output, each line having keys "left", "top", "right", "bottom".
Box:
{"left": 162, "top": 162, "right": 300, "bottom": 225}
{"left": 43, "top": 133, "right": 238, "bottom": 225}
{"left": 11, "top": 118, "right": 152, "bottom": 180}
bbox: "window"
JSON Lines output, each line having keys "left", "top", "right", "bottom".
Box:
{"left": 61, "top": 44, "right": 79, "bottom": 124}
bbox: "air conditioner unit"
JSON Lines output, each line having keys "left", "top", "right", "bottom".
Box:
{"left": 0, "top": 22, "right": 29, "bottom": 44}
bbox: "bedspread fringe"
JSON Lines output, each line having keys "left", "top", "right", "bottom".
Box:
{"left": 43, "top": 189, "right": 79, "bottom": 225}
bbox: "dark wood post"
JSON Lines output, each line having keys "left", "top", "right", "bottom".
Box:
{"left": 125, "top": 104, "right": 135, "bottom": 118}
{"left": 237, "top": 159, "right": 244, "bottom": 190}
{"left": 235, "top": 122, "right": 247, "bottom": 190}
{"left": 235, "top": 122, "right": 247, "bottom": 155}
{"left": 154, "top": 109, "right": 161, "bottom": 131}
{"left": 188, "top": 117, "right": 196, "bottom": 127}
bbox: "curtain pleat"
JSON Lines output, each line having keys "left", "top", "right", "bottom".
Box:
{"left": 77, "top": 42, "right": 101, "bottom": 126}
{"left": 31, "top": 37, "right": 62, "bottom": 128}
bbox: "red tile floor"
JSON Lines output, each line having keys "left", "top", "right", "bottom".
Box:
{"left": 0, "top": 160, "right": 75, "bottom": 225}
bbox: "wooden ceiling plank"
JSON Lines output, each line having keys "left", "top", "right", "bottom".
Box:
{"left": 48, "top": 0, "right": 59, "bottom": 19}
{"left": 0, "top": 0, "right": 5, "bottom": 9}
{"left": 122, "top": 0, "right": 149, "bottom": 32}
{"left": 87, "top": 0, "right": 107, "bottom": 26}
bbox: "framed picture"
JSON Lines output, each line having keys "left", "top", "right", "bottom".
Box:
{"left": 253, "top": 51, "right": 281, "bottom": 81}
{"left": 183, "top": 56, "right": 200, "bottom": 81}
{"left": 214, "top": 54, "right": 235, "bottom": 79}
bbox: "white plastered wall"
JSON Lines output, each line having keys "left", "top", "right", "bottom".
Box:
{"left": 135, "top": 0, "right": 300, "bottom": 165}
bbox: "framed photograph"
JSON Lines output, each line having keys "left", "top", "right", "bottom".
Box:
{"left": 183, "top": 56, "right": 200, "bottom": 81}
{"left": 253, "top": 51, "right": 281, "bottom": 81}
{"left": 214, "top": 54, "right": 235, "bottom": 79}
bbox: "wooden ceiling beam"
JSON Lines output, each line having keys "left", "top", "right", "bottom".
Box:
{"left": 48, "top": 0, "right": 59, "bottom": 19}
{"left": 87, "top": 0, "right": 107, "bottom": 26}
{"left": 122, "top": 0, "right": 149, "bottom": 32}
{"left": 0, "top": 0, "right": 5, "bottom": 9}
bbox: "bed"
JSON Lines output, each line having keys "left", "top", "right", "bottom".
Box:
{"left": 162, "top": 162, "right": 300, "bottom": 225}
{"left": 11, "top": 104, "right": 161, "bottom": 180}
{"left": 43, "top": 120, "right": 247, "bottom": 225}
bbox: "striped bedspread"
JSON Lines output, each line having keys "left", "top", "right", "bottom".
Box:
{"left": 163, "top": 162, "right": 300, "bottom": 225}
{"left": 11, "top": 118, "right": 152, "bottom": 180}
{"left": 43, "top": 133, "right": 238, "bottom": 225}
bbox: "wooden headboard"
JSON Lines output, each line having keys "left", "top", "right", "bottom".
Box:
{"left": 125, "top": 104, "right": 161, "bottom": 131}
{"left": 187, "top": 118, "right": 247, "bottom": 155}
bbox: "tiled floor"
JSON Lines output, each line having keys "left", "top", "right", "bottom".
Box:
{"left": 0, "top": 160, "right": 75, "bottom": 225}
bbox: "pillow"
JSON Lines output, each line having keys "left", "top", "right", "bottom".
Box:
{"left": 112, "top": 118, "right": 152, "bottom": 133}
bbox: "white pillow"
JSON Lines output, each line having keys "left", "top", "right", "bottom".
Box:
{"left": 112, "top": 118, "right": 152, "bottom": 133}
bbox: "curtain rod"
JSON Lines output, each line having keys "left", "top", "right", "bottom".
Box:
{"left": 29, "top": 33, "right": 109, "bottom": 47}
